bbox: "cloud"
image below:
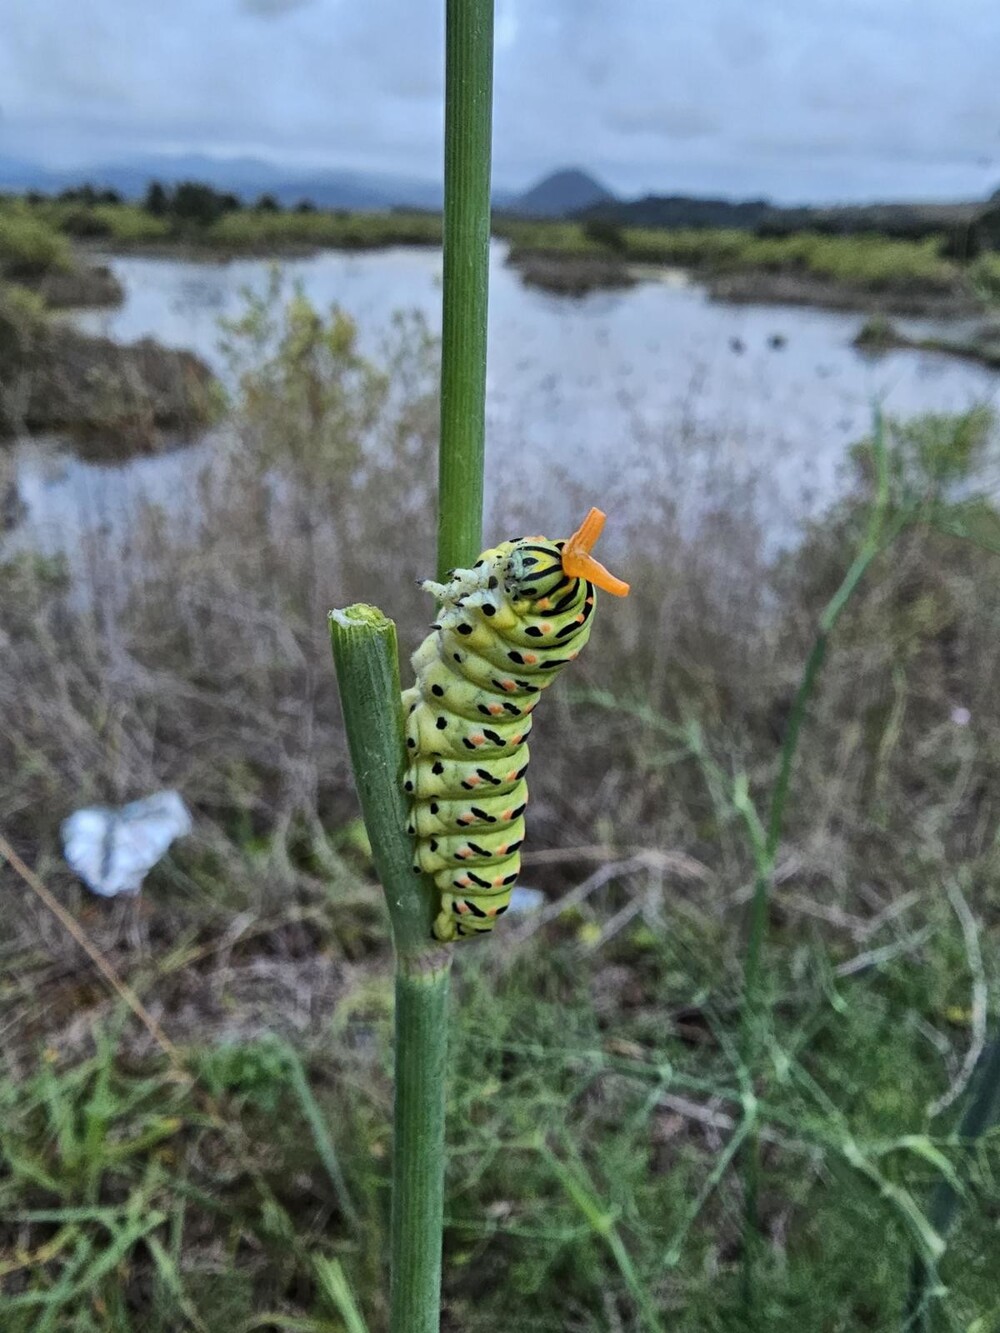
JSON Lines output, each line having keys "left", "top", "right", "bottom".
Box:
{"left": 240, "top": 0, "right": 316, "bottom": 16}
{"left": 605, "top": 104, "right": 721, "bottom": 141}
{"left": 0, "top": 0, "right": 997, "bottom": 201}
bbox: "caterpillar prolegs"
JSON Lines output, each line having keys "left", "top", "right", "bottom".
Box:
{"left": 402, "top": 508, "right": 629, "bottom": 942}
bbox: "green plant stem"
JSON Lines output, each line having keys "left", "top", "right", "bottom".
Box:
{"left": 329, "top": 606, "right": 439, "bottom": 953}
{"left": 331, "top": 8, "right": 495, "bottom": 1329}
{"left": 438, "top": 0, "right": 495, "bottom": 579}
{"left": 329, "top": 607, "right": 451, "bottom": 1333}
{"left": 391, "top": 961, "right": 451, "bottom": 1333}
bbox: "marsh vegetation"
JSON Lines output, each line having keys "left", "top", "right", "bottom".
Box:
{"left": 4, "top": 185, "right": 1000, "bottom": 461}
{"left": 6, "top": 188, "right": 1000, "bottom": 315}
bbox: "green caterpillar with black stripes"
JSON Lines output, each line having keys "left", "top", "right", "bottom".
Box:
{"left": 402, "top": 508, "right": 629, "bottom": 942}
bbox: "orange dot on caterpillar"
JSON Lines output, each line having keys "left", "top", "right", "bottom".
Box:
{"left": 561, "top": 508, "right": 630, "bottom": 597}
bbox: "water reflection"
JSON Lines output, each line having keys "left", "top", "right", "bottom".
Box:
{"left": 6, "top": 243, "right": 1000, "bottom": 570}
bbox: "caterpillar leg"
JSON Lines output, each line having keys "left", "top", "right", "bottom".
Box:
{"left": 434, "top": 900, "right": 458, "bottom": 942}
{"left": 432, "top": 889, "right": 512, "bottom": 941}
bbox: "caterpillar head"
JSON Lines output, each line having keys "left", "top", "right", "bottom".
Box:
{"left": 503, "top": 540, "right": 566, "bottom": 601}
{"left": 502, "top": 509, "right": 630, "bottom": 602}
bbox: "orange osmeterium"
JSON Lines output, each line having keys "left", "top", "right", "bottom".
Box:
{"left": 561, "top": 508, "right": 630, "bottom": 596}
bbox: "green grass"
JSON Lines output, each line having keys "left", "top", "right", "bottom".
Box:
{"left": 25, "top": 200, "right": 442, "bottom": 253}
{"left": 0, "top": 208, "right": 73, "bottom": 279}
{"left": 0, "top": 1018, "right": 381, "bottom": 1332}
{"left": 3, "top": 291, "right": 1000, "bottom": 1329}
{"left": 969, "top": 253, "right": 1000, "bottom": 301}
{"left": 0, "top": 280, "right": 49, "bottom": 330}
{"left": 0, "top": 194, "right": 974, "bottom": 302}
{"left": 2, "top": 196, "right": 441, "bottom": 256}
{"left": 0, "top": 913, "right": 994, "bottom": 1332}
{"left": 205, "top": 208, "right": 441, "bottom": 252}
{"left": 20, "top": 201, "right": 173, "bottom": 245}
{"left": 86, "top": 205, "right": 172, "bottom": 244}
{"left": 498, "top": 220, "right": 961, "bottom": 295}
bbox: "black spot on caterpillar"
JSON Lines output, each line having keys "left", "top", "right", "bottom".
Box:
{"left": 401, "top": 509, "right": 628, "bottom": 942}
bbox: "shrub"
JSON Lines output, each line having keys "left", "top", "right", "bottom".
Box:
{"left": 0, "top": 210, "right": 72, "bottom": 278}
{"left": 582, "top": 217, "right": 627, "bottom": 252}
{"left": 0, "top": 283, "right": 49, "bottom": 431}
{"left": 977, "top": 204, "right": 1000, "bottom": 252}
{"left": 57, "top": 206, "right": 115, "bottom": 239}
{"left": 970, "top": 253, "right": 1000, "bottom": 301}
{"left": 144, "top": 180, "right": 170, "bottom": 216}
{"left": 170, "top": 181, "right": 232, "bottom": 226}
{"left": 90, "top": 205, "right": 172, "bottom": 244}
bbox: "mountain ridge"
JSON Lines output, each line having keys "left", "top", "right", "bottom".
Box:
{"left": 507, "top": 168, "right": 616, "bottom": 218}
{"left": 0, "top": 152, "right": 526, "bottom": 212}
{"left": 0, "top": 154, "right": 988, "bottom": 226}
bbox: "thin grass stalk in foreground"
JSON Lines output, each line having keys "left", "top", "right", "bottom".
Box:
{"left": 903, "top": 1038, "right": 1000, "bottom": 1332}
{"left": 542, "top": 1143, "right": 666, "bottom": 1333}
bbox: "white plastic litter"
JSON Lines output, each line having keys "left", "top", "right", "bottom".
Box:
{"left": 61, "top": 791, "right": 193, "bottom": 898}
{"left": 507, "top": 885, "right": 546, "bottom": 916}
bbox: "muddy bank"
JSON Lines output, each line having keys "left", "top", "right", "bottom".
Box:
{"left": 508, "top": 252, "right": 638, "bottom": 296}
{"left": 1, "top": 308, "right": 221, "bottom": 456}
{"left": 0, "top": 452, "right": 26, "bottom": 532}
{"left": 503, "top": 249, "right": 984, "bottom": 312}
{"left": 853, "top": 315, "right": 1000, "bottom": 369}
{"left": 705, "top": 269, "right": 980, "bottom": 317}
{"left": 31, "top": 262, "right": 125, "bottom": 310}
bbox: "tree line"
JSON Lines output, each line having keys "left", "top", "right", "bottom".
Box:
{"left": 23, "top": 181, "right": 319, "bottom": 224}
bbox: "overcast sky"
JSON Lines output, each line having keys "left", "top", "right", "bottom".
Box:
{"left": 1, "top": 0, "right": 998, "bottom": 203}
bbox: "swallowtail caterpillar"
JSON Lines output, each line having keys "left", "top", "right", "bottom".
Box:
{"left": 402, "top": 508, "right": 629, "bottom": 941}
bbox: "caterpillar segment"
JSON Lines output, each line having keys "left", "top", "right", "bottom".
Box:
{"left": 403, "top": 508, "right": 629, "bottom": 942}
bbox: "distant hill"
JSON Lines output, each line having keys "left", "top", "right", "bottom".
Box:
{"left": 1, "top": 152, "right": 986, "bottom": 236}
{"left": 508, "top": 168, "right": 616, "bottom": 219}
{"left": 586, "top": 193, "right": 981, "bottom": 238}
{"left": 765, "top": 201, "right": 980, "bottom": 237}
{"left": 586, "top": 194, "right": 771, "bottom": 229}
{"left": 0, "top": 153, "right": 446, "bottom": 212}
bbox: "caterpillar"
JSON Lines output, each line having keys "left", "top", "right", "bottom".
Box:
{"left": 402, "top": 508, "right": 629, "bottom": 942}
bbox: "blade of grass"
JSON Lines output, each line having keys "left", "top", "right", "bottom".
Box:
{"left": 904, "top": 1039, "right": 1000, "bottom": 1332}
{"left": 283, "top": 1047, "right": 359, "bottom": 1230}
{"left": 541, "top": 1142, "right": 665, "bottom": 1333}
{"left": 313, "top": 1255, "right": 370, "bottom": 1333}
{"left": 147, "top": 1234, "right": 212, "bottom": 1333}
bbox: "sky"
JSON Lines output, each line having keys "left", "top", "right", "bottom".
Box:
{"left": 0, "top": 0, "right": 998, "bottom": 203}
